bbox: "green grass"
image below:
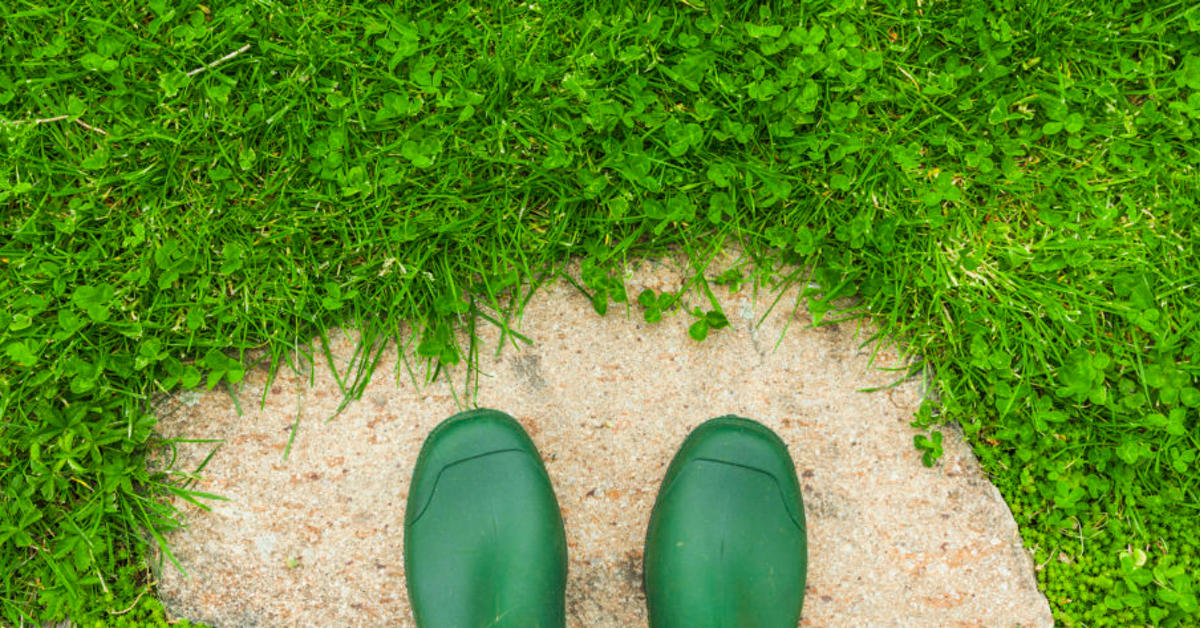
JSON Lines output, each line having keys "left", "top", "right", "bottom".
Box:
{"left": 2, "top": 0, "right": 1199, "bottom": 625}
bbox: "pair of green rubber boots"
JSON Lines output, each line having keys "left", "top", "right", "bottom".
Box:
{"left": 404, "top": 409, "right": 808, "bottom": 628}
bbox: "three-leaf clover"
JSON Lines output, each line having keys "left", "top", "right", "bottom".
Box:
{"left": 401, "top": 137, "right": 441, "bottom": 168}
{"left": 416, "top": 321, "right": 460, "bottom": 365}
{"left": 688, "top": 307, "right": 729, "bottom": 341}
{"left": 72, "top": 284, "right": 115, "bottom": 322}
{"left": 914, "top": 430, "right": 944, "bottom": 467}
{"left": 637, "top": 289, "right": 677, "bottom": 323}
{"left": 665, "top": 119, "right": 705, "bottom": 157}
{"left": 580, "top": 257, "right": 627, "bottom": 316}
{"left": 154, "top": 239, "right": 197, "bottom": 290}
{"left": 203, "top": 348, "right": 245, "bottom": 389}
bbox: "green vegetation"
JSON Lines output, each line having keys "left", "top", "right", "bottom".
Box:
{"left": 2, "top": 0, "right": 1198, "bottom": 625}
{"left": 82, "top": 595, "right": 203, "bottom": 628}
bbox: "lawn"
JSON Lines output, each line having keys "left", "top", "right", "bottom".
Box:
{"left": 2, "top": 0, "right": 1199, "bottom": 626}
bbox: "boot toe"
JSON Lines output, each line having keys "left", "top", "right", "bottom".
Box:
{"left": 404, "top": 409, "right": 567, "bottom": 628}
{"left": 644, "top": 416, "right": 808, "bottom": 628}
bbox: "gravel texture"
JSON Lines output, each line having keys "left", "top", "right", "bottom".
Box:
{"left": 154, "top": 252, "right": 1053, "bottom": 628}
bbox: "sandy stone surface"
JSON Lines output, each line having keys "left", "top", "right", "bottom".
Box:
{"left": 153, "top": 251, "right": 1053, "bottom": 628}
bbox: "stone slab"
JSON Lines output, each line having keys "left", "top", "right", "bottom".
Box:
{"left": 153, "top": 251, "right": 1053, "bottom": 628}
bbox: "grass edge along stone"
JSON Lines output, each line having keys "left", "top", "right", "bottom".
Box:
{"left": 2, "top": 0, "right": 1199, "bottom": 625}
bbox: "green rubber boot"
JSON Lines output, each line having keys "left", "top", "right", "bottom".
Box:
{"left": 644, "top": 416, "right": 808, "bottom": 628}
{"left": 404, "top": 408, "right": 567, "bottom": 628}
